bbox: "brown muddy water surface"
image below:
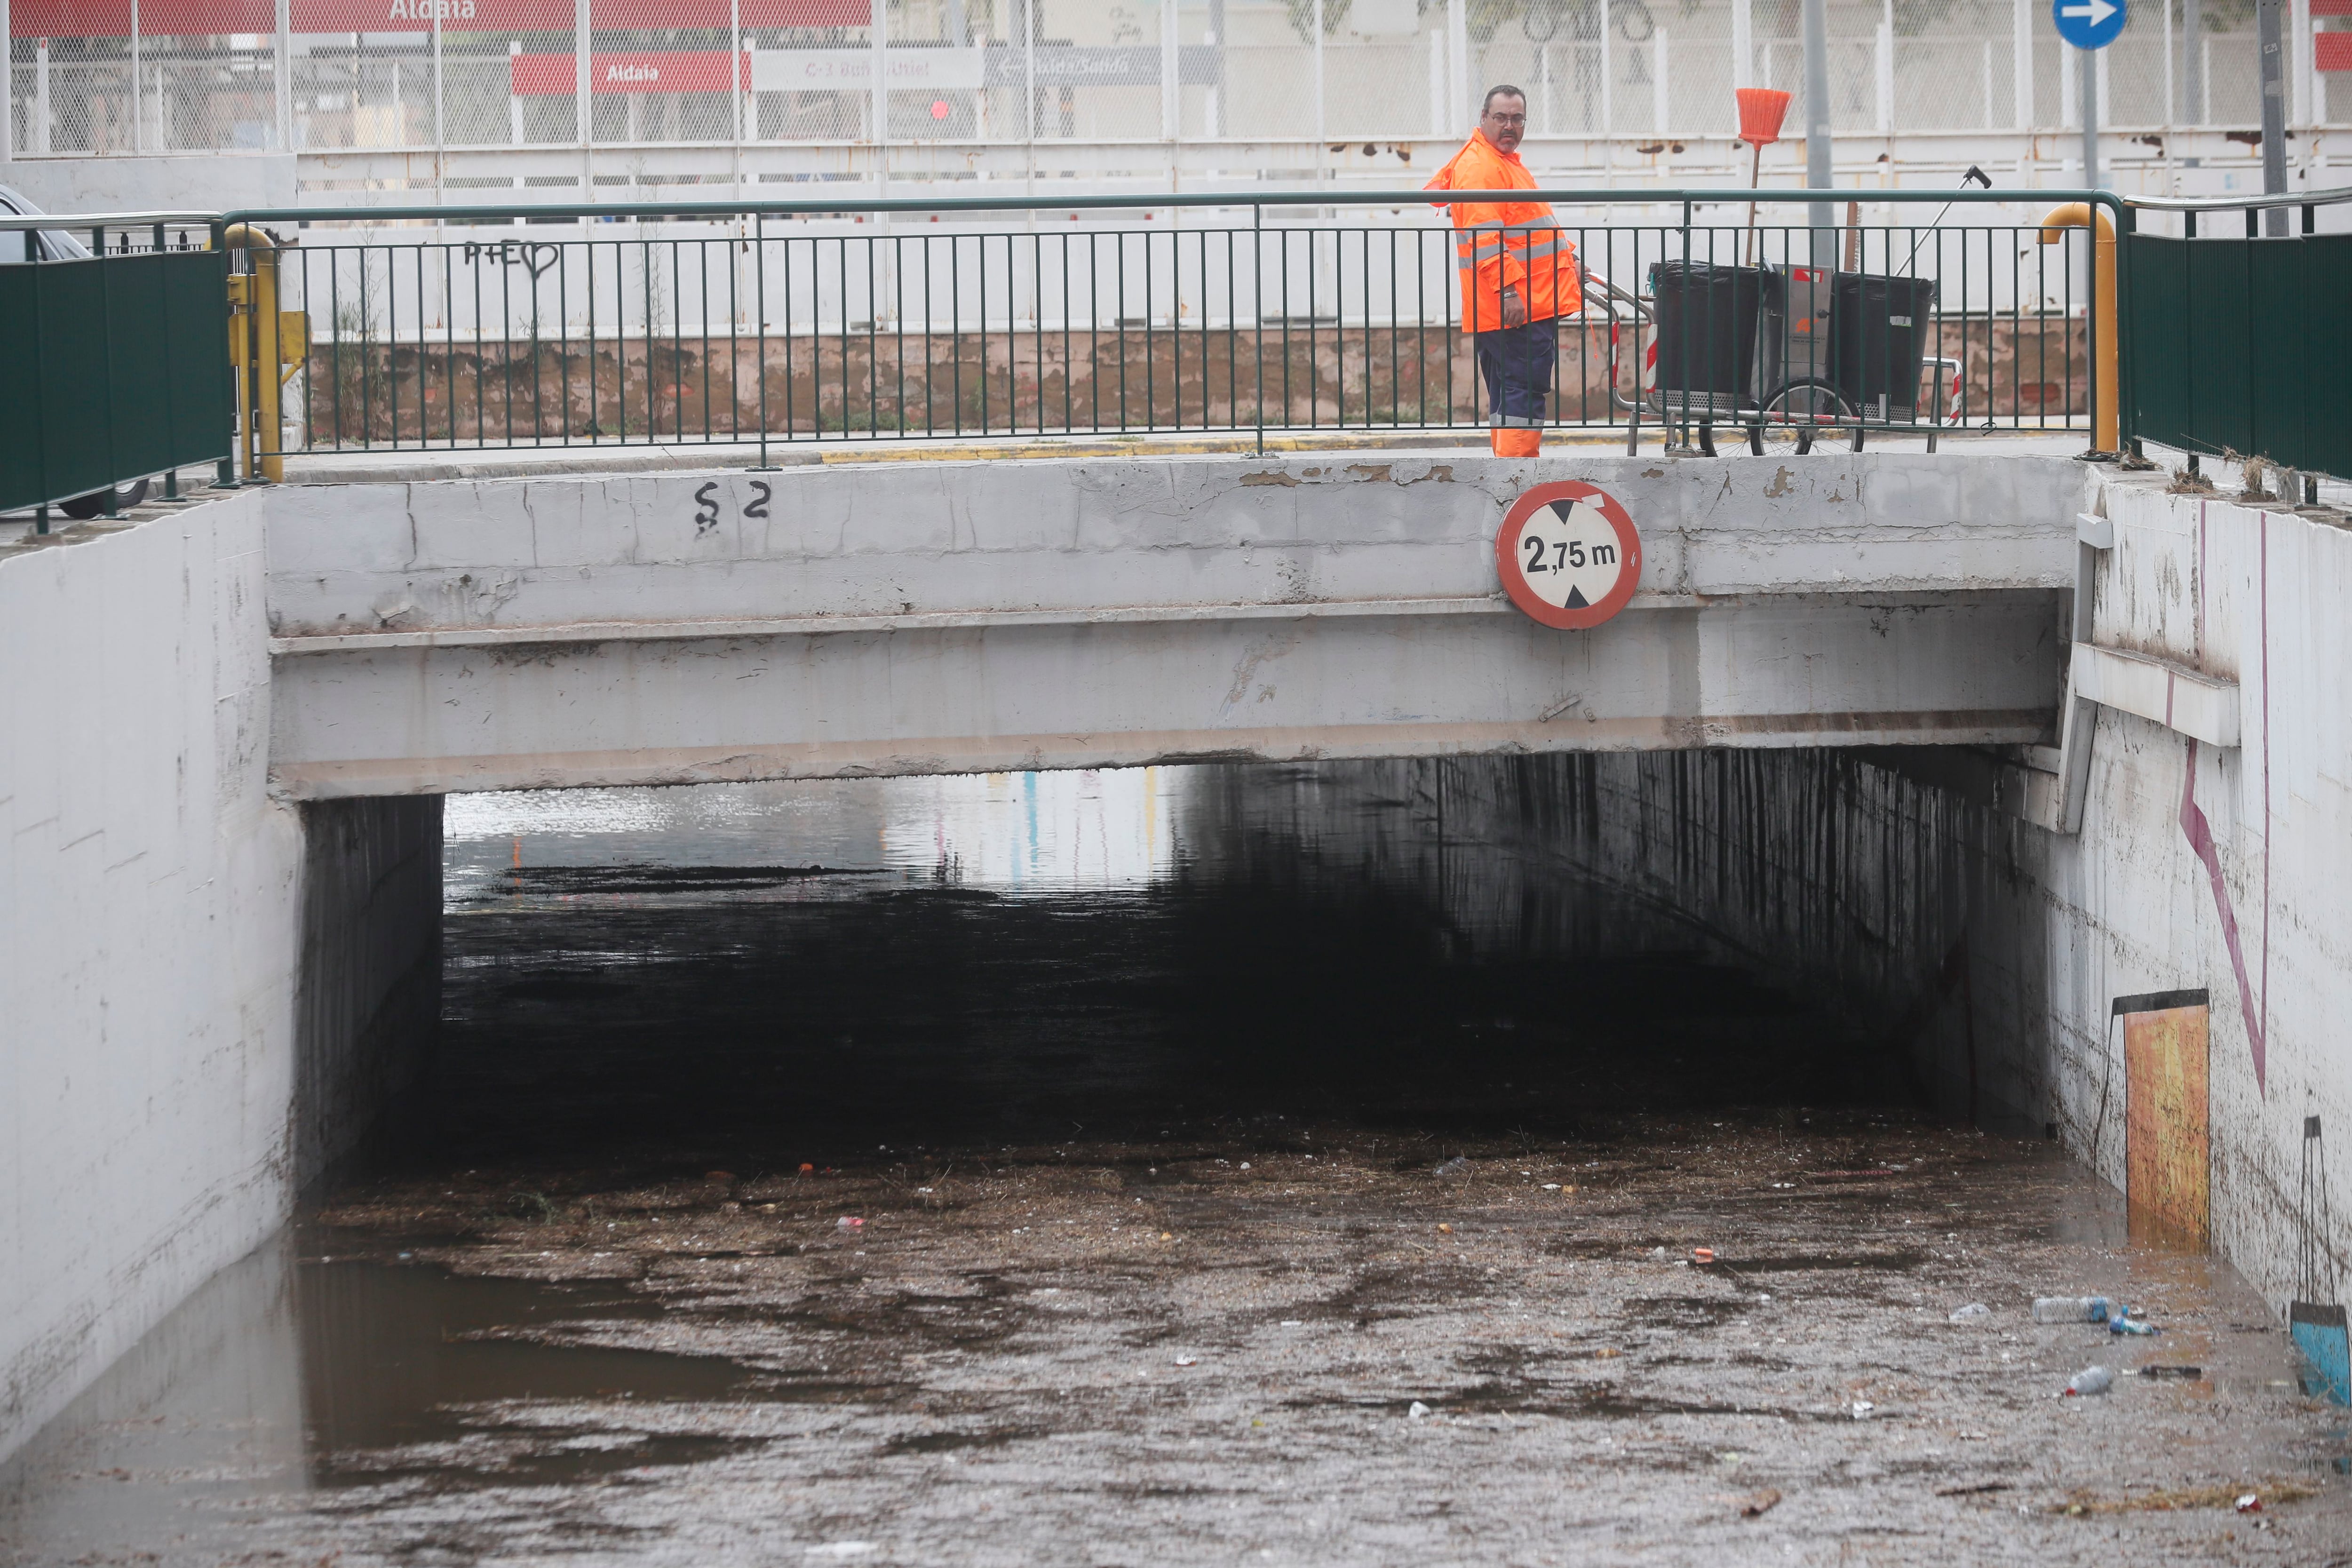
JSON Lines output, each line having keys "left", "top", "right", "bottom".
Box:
{"left": 4, "top": 774, "right": 2348, "bottom": 1565}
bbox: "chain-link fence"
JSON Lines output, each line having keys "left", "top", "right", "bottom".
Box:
{"left": 3, "top": 0, "right": 2339, "bottom": 166}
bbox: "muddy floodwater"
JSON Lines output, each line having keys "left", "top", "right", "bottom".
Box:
{"left": 5, "top": 771, "right": 2347, "bottom": 1566}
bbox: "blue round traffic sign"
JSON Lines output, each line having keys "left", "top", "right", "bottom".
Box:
{"left": 2053, "top": 0, "right": 2126, "bottom": 50}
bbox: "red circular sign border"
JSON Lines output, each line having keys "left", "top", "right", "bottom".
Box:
{"left": 1494, "top": 480, "right": 1644, "bottom": 631}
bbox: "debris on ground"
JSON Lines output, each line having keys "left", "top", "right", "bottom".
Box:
{"left": 2134, "top": 1365, "right": 2203, "bottom": 1380}
{"left": 836, "top": 1216, "right": 865, "bottom": 1232}
{"left": 1850, "top": 1400, "right": 1876, "bottom": 1419}
{"left": 1436, "top": 1157, "right": 1471, "bottom": 1177}
{"left": 2110, "top": 1315, "right": 2161, "bottom": 1336}
{"left": 2063, "top": 1366, "right": 2116, "bottom": 1397}
{"left": 1174, "top": 1355, "right": 1197, "bottom": 1368}
{"left": 1691, "top": 1247, "right": 1716, "bottom": 1263}
{"left": 1949, "top": 1302, "right": 1992, "bottom": 1322}
{"left": 2054, "top": 1480, "right": 2315, "bottom": 1514}
{"left": 241, "top": 1118, "right": 2352, "bottom": 1559}
{"left": 1407, "top": 1401, "right": 1431, "bottom": 1420}
{"left": 2035, "top": 1296, "right": 2115, "bottom": 1324}
{"left": 1736, "top": 1488, "right": 1781, "bottom": 1518}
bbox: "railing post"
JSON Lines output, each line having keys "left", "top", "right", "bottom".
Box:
{"left": 1253, "top": 201, "right": 1264, "bottom": 457}
{"left": 2115, "top": 199, "right": 2136, "bottom": 459}
{"left": 94, "top": 223, "right": 120, "bottom": 517}
{"left": 754, "top": 212, "right": 774, "bottom": 470}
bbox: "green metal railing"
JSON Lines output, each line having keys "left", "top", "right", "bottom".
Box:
{"left": 213, "top": 187, "right": 2121, "bottom": 464}
{"left": 2120, "top": 186, "right": 2352, "bottom": 483}
{"left": 67, "top": 183, "right": 2352, "bottom": 519}
{"left": 0, "top": 220, "right": 231, "bottom": 528}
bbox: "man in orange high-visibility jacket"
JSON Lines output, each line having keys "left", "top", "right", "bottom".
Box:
{"left": 1426, "top": 85, "right": 1581, "bottom": 457}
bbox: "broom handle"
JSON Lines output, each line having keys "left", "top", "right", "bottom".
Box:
{"left": 1744, "top": 142, "right": 1762, "bottom": 266}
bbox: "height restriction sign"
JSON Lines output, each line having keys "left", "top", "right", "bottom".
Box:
{"left": 1494, "top": 481, "right": 1643, "bottom": 629}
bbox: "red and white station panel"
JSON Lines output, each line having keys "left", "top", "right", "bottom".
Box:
{"left": 1493, "top": 480, "right": 1643, "bottom": 630}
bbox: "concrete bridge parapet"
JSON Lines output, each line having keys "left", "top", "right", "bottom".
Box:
{"left": 262, "top": 451, "right": 2087, "bottom": 798}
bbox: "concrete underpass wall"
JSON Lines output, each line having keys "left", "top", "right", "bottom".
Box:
{"left": 0, "top": 506, "right": 441, "bottom": 1464}
{"left": 1179, "top": 747, "right": 2049, "bottom": 1129}
{"left": 2039, "top": 479, "right": 2352, "bottom": 1321}
{"left": 292, "top": 797, "right": 444, "bottom": 1189}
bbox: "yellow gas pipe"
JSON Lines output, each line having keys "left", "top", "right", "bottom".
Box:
{"left": 2035, "top": 202, "right": 2118, "bottom": 456}
{"left": 223, "top": 221, "right": 284, "bottom": 483}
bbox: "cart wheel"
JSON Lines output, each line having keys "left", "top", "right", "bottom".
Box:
{"left": 58, "top": 477, "right": 150, "bottom": 520}
{"left": 1748, "top": 382, "right": 1852, "bottom": 458}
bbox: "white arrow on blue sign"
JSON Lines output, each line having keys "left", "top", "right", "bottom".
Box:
{"left": 2053, "top": 0, "right": 2127, "bottom": 50}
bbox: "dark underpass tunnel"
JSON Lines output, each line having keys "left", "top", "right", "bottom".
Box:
{"left": 420, "top": 751, "right": 2010, "bottom": 1178}
{"left": 37, "top": 748, "right": 2248, "bottom": 1568}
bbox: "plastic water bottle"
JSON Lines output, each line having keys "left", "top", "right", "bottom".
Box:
{"left": 2033, "top": 1296, "right": 2114, "bottom": 1324}
{"left": 2064, "top": 1365, "right": 2116, "bottom": 1397}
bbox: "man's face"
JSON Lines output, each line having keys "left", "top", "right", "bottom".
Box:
{"left": 1480, "top": 93, "right": 1527, "bottom": 154}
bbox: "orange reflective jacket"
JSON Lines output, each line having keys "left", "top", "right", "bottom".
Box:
{"left": 1425, "top": 130, "right": 1581, "bottom": 334}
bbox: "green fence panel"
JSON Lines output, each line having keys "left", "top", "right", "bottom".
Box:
{"left": 2127, "top": 230, "right": 2352, "bottom": 477}
{"left": 0, "top": 248, "right": 230, "bottom": 513}
{"left": 159, "top": 251, "right": 235, "bottom": 466}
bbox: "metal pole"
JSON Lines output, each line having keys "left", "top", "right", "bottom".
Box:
{"left": 1803, "top": 0, "right": 1832, "bottom": 257}
{"left": 2259, "top": 0, "right": 2288, "bottom": 233}
{"left": 873, "top": 0, "right": 887, "bottom": 198}
{"left": 2184, "top": 0, "right": 2202, "bottom": 124}
{"left": 432, "top": 1, "right": 444, "bottom": 201}
{"left": 276, "top": 0, "right": 291, "bottom": 150}
{"left": 731, "top": 0, "right": 743, "bottom": 201}
{"left": 2081, "top": 45, "right": 2098, "bottom": 190}
{"left": 577, "top": 0, "right": 591, "bottom": 200}
{"left": 1313, "top": 0, "right": 1325, "bottom": 186}
{"left": 1447, "top": 0, "right": 1466, "bottom": 128}
{"left": 2014, "top": 0, "right": 2032, "bottom": 130}
{"left": 131, "top": 0, "right": 140, "bottom": 153}
{"left": 1209, "top": 0, "right": 1224, "bottom": 136}
{"left": 1161, "top": 0, "right": 1177, "bottom": 140}
{"left": 0, "top": 0, "right": 9, "bottom": 165}
{"left": 2163, "top": 0, "right": 2175, "bottom": 128}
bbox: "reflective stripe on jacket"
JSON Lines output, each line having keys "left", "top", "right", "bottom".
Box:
{"left": 1424, "top": 130, "right": 1582, "bottom": 334}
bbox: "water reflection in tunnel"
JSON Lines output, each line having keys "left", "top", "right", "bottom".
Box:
{"left": 428, "top": 763, "right": 1907, "bottom": 1176}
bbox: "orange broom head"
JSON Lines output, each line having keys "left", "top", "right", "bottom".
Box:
{"left": 1736, "top": 88, "right": 1792, "bottom": 147}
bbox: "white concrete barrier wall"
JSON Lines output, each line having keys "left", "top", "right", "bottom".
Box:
{"left": 0, "top": 498, "right": 302, "bottom": 1462}
{"left": 0, "top": 505, "right": 442, "bottom": 1465}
